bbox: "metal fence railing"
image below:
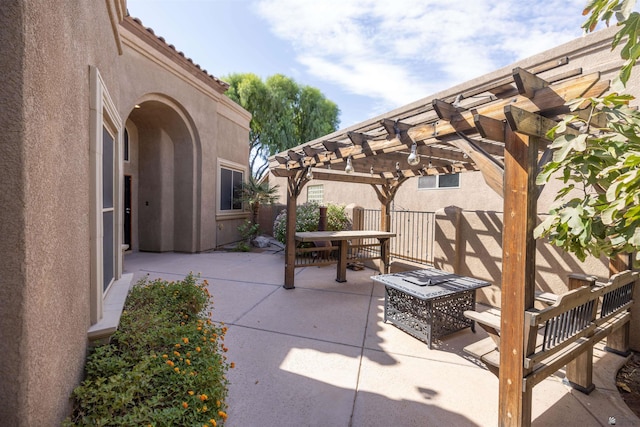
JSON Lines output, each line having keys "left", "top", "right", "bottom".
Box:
{"left": 360, "top": 209, "right": 435, "bottom": 265}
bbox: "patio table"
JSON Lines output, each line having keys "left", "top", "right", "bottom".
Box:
{"left": 294, "top": 230, "right": 395, "bottom": 283}
{"left": 372, "top": 268, "right": 490, "bottom": 348}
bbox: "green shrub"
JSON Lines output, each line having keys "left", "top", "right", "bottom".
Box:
{"left": 64, "top": 274, "right": 231, "bottom": 427}
{"left": 272, "top": 202, "right": 351, "bottom": 243}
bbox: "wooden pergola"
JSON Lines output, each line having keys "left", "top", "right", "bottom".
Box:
{"left": 268, "top": 58, "right": 609, "bottom": 426}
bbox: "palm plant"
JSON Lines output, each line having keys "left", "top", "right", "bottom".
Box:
{"left": 239, "top": 176, "right": 280, "bottom": 227}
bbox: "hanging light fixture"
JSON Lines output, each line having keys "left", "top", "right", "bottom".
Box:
{"left": 306, "top": 166, "right": 313, "bottom": 180}
{"left": 370, "top": 166, "right": 374, "bottom": 176}
{"left": 407, "top": 142, "right": 420, "bottom": 166}
{"left": 345, "top": 156, "right": 354, "bottom": 173}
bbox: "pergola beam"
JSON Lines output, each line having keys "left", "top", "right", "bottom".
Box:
{"left": 513, "top": 67, "right": 549, "bottom": 99}
{"left": 475, "top": 115, "right": 506, "bottom": 142}
{"left": 347, "top": 131, "right": 376, "bottom": 146}
{"left": 307, "top": 169, "right": 387, "bottom": 185}
{"left": 269, "top": 72, "right": 607, "bottom": 181}
{"left": 407, "top": 72, "right": 601, "bottom": 143}
{"left": 504, "top": 105, "right": 579, "bottom": 140}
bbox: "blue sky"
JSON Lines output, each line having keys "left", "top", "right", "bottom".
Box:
{"left": 127, "top": 0, "right": 612, "bottom": 129}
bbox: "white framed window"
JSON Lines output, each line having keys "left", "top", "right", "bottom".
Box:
{"left": 218, "top": 159, "right": 246, "bottom": 214}
{"left": 418, "top": 173, "right": 460, "bottom": 190}
{"left": 90, "top": 66, "right": 122, "bottom": 325}
{"left": 307, "top": 184, "right": 324, "bottom": 204}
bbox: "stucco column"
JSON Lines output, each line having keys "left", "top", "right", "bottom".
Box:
{"left": 432, "top": 206, "right": 462, "bottom": 273}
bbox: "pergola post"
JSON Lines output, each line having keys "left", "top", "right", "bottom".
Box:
{"left": 284, "top": 171, "right": 308, "bottom": 289}
{"left": 380, "top": 198, "right": 391, "bottom": 232}
{"left": 372, "top": 179, "right": 408, "bottom": 274}
{"left": 499, "top": 127, "right": 539, "bottom": 426}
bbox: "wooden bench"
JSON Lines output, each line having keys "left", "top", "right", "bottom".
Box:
{"left": 463, "top": 270, "right": 638, "bottom": 396}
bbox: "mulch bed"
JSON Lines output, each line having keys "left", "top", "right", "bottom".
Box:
{"left": 616, "top": 351, "right": 640, "bottom": 418}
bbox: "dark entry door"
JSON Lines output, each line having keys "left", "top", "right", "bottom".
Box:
{"left": 124, "top": 175, "right": 132, "bottom": 249}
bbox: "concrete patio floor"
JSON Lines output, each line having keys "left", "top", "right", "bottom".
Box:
{"left": 123, "top": 247, "right": 639, "bottom": 427}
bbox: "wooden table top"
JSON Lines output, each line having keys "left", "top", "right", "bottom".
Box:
{"left": 295, "top": 230, "right": 396, "bottom": 242}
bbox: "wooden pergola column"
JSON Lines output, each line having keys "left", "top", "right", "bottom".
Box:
{"left": 371, "top": 178, "right": 408, "bottom": 273}
{"left": 284, "top": 170, "right": 309, "bottom": 289}
{"left": 371, "top": 179, "right": 408, "bottom": 231}
{"left": 499, "top": 120, "right": 539, "bottom": 426}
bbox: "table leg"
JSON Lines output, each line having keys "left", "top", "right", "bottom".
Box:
{"left": 379, "top": 238, "right": 390, "bottom": 274}
{"left": 336, "top": 240, "right": 348, "bottom": 282}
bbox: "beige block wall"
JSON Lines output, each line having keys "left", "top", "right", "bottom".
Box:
{"left": 432, "top": 207, "right": 610, "bottom": 303}
{"left": 0, "top": 2, "right": 122, "bottom": 425}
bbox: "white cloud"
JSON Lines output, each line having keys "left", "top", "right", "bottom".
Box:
{"left": 255, "top": 0, "right": 611, "bottom": 115}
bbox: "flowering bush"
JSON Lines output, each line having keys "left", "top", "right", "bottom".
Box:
{"left": 64, "top": 274, "right": 231, "bottom": 426}
{"left": 273, "top": 201, "right": 351, "bottom": 243}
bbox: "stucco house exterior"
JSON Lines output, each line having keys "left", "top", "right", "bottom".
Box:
{"left": 0, "top": 2, "right": 250, "bottom": 424}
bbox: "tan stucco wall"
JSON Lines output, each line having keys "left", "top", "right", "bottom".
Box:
{"left": 213, "top": 113, "right": 251, "bottom": 247}
{"left": 118, "top": 24, "right": 250, "bottom": 252}
{"left": 0, "top": 2, "right": 122, "bottom": 424}
{"left": 0, "top": 4, "right": 251, "bottom": 425}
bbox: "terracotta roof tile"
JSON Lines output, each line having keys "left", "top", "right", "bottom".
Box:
{"left": 125, "top": 15, "right": 229, "bottom": 91}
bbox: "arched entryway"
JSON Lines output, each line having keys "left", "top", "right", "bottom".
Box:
{"left": 125, "top": 95, "right": 201, "bottom": 253}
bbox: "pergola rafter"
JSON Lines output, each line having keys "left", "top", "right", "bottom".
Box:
{"left": 269, "top": 58, "right": 611, "bottom": 427}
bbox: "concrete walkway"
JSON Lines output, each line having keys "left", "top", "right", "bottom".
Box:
{"left": 124, "top": 248, "right": 639, "bottom": 427}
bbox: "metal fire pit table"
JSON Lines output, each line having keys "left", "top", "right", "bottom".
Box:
{"left": 372, "top": 268, "right": 490, "bottom": 349}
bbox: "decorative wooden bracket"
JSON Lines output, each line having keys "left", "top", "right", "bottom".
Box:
{"left": 287, "top": 169, "right": 310, "bottom": 198}
{"left": 370, "top": 177, "right": 409, "bottom": 206}
{"left": 448, "top": 132, "right": 504, "bottom": 198}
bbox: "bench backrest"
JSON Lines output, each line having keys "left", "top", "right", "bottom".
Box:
{"left": 524, "top": 270, "right": 638, "bottom": 371}
{"left": 595, "top": 270, "right": 637, "bottom": 323}
{"left": 524, "top": 285, "right": 597, "bottom": 369}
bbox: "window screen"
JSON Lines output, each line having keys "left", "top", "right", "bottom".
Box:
{"left": 418, "top": 173, "right": 459, "bottom": 189}
{"left": 220, "top": 167, "right": 244, "bottom": 211}
{"left": 102, "top": 126, "right": 115, "bottom": 291}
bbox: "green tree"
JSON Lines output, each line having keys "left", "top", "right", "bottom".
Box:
{"left": 535, "top": 0, "right": 640, "bottom": 261}
{"left": 224, "top": 73, "right": 340, "bottom": 179}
